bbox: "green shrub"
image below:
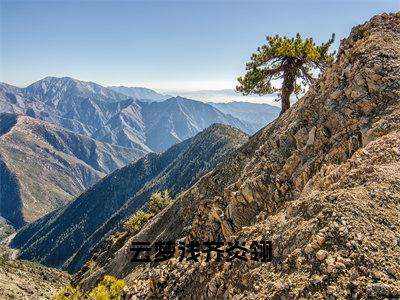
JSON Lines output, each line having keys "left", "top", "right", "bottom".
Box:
{"left": 122, "top": 210, "right": 153, "bottom": 235}
{"left": 123, "top": 190, "right": 173, "bottom": 235}
{"left": 54, "top": 275, "right": 126, "bottom": 300}
{"left": 147, "top": 190, "right": 173, "bottom": 215}
{"left": 88, "top": 275, "right": 126, "bottom": 300}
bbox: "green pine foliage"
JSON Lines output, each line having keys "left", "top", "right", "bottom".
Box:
{"left": 237, "top": 33, "right": 336, "bottom": 114}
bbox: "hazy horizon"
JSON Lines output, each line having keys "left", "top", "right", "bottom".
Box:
{"left": 0, "top": 75, "right": 281, "bottom": 105}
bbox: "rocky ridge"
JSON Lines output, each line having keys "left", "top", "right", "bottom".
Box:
{"left": 76, "top": 13, "right": 400, "bottom": 299}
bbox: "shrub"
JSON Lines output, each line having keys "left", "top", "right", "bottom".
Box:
{"left": 122, "top": 210, "right": 153, "bottom": 235}
{"left": 54, "top": 284, "right": 82, "bottom": 300}
{"left": 123, "top": 190, "right": 173, "bottom": 234}
{"left": 147, "top": 190, "right": 173, "bottom": 215}
{"left": 88, "top": 275, "right": 126, "bottom": 300}
{"left": 54, "top": 275, "right": 126, "bottom": 300}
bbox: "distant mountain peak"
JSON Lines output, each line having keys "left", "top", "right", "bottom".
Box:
{"left": 109, "top": 86, "right": 170, "bottom": 102}
{"left": 24, "top": 76, "right": 128, "bottom": 103}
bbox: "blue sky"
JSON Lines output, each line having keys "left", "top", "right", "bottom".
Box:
{"left": 1, "top": 0, "right": 399, "bottom": 92}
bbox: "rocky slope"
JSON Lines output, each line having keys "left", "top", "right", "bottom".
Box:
{"left": 75, "top": 13, "right": 400, "bottom": 299}
{"left": 1, "top": 77, "right": 254, "bottom": 152}
{"left": 11, "top": 124, "right": 248, "bottom": 274}
{"left": 0, "top": 249, "right": 70, "bottom": 300}
{"left": 0, "top": 113, "right": 144, "bottom": 230}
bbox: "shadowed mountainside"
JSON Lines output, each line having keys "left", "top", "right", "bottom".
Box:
{"left": 0, "top": 113, "right": 144, "bottom": 229}
{"left": 11, "top": 124, "right": 249, "bottom": 274}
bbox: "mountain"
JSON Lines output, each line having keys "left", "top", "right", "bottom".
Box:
{"left": 210, "top": 101, "right": 280, "bottom": 130}
{"left": 11, "top": 124, "right": 249, "bottom": 273}
{"left": 140, "top": 97, "right": 255, "bottom": 152}
{"left": 25, "top": 76, "right": 128, "bottom": 106}
{"left": 0, "top": 113, "right": 144, "bottom": 230}
{"left": 70, "top": 13, "right": 400, "bottom": 299}
{"left": 1, "top": 78, "right": 255, "bottom": 152}
{"left": 0, "top": 77, "right": 151, "bottom": 152}
{"left": 109, "top": 86, "right": 170, "bottom": 102}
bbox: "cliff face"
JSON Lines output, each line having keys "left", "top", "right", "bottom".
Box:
{"left": 78, "top": 13, "right": 400, "bottom": 298}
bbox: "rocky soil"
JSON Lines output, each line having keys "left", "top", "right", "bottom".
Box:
{"left": 75, "top": 13, "right": 400, "bottom": 299}
{"left": 0, "top": 248, "right": 70, "bottom": 300}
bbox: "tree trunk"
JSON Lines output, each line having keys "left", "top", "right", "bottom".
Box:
{"left": 280, "top": 68, "right": 296, "bottom": 115}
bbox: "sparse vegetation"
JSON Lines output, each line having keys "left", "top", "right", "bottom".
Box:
{"left": 54, "top": 284, "right": 82, "bottom": 300}
{"left": 123, "top": 190, "right": 173, "bottom": 235}
{"left": 122, "top": 210, "right": 153, "bottom": 235}
{"left": 54, "top": 275, "right": 126, "bottom": 300}
{"left": 88, "top": 275, "right": 127, "bottom": 300}
{"left": 147, "top": 190, "right": 173, "bottom": 215}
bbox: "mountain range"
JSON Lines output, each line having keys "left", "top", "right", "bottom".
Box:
{"left": 0, "top": 113, "right": 144, "bottom": 230}
{"left": 1, "top": 12, "right": 399, "bottom": 300}
{"left": 109, "top": 86, "right": 281, "bottom": 128}
{"left": 111, "top": 86, "right": 281, "bottom": 132}
{"left": 11, "top": 124, "right": 248, "bottom": 273}
{"left": 0, "top": 77, "right": 258, "bottom": 153}
{"left": 172, "top": 89, "right": 280, "bottom": 105}
{"left": 0, "top": 77, "right": 275, "bottom": 231}
{"left": 210, "top": 101, "right": 280, "bottom": 129}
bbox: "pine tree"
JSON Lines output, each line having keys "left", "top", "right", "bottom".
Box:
{"left": 237, "top": 33, "right": 336, "bottom": 114}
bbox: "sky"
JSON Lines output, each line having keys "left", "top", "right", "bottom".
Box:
{"left": 1, "top": 0, "right": 399, "bottom": 102}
